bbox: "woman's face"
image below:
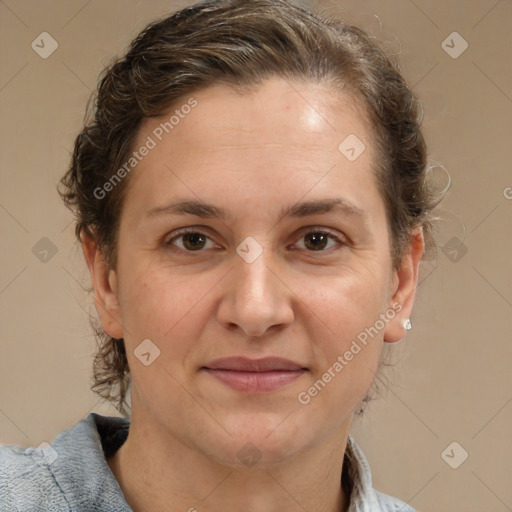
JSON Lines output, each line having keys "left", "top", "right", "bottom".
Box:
{"left": 92, "top": 77, "right": 421, "bottom": 466}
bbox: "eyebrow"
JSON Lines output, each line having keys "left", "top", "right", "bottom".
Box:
{"left": 144, "top": 198, "right": 367, "bottom": 223}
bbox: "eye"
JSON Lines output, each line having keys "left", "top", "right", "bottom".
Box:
{"left": 292, "top": 229, "right": 346, "bottom": 252}
{"left": 165, "top": 228, "right": 220, "bottom": 252}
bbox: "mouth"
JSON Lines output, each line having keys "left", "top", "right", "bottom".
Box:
{"left": 201, "top": 357, "right": 308, "bottom": 393}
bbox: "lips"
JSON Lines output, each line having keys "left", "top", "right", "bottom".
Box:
{"left": 203, "top": 357, "right": 306, "bottom": 372}
{"left": 201, "top": 357, "right": 307, "bottom": 393}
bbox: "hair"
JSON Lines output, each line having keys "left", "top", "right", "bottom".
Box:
{"left": 58, "top": 0, "right": 445, "bottom": 417}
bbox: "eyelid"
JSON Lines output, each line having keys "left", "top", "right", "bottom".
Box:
{"left": 294, "top": 225, "right": 349, "bottom": 245}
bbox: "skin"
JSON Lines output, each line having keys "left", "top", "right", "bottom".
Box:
{"left": 82, "top": 76, "right": 424, "bottom": 512}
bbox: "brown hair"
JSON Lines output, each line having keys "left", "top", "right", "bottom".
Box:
{"left": 58, "top": 0, "right": 444, "bottom": 417}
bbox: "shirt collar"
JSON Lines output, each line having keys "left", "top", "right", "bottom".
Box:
{"left": 344, "top": 436, "right": 382, "bottom": 511}
{"left": 50, "top": 413, "right": 131, "bottom": 511}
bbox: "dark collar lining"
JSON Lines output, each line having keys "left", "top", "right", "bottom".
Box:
{"left": 92, "top": 413, "right": 130, "bottom": 459}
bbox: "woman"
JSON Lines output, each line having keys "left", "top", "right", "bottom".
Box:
{"left": 0, "top": 0, "right": 442, "bottom": 510}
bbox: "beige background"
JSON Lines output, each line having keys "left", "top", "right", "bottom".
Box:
{"left": 0, "top": 1, "right": 511, "bottom": 511}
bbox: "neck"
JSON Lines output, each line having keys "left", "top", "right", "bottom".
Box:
{"left": 107, "top": 407, "right": 352, "bottom": 512}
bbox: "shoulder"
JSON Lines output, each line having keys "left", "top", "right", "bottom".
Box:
{"left": 0, "top": 442, "right": 70, "bottom": 511}
{"left": 0, "top": 413, "right": 131, "bottom": 512}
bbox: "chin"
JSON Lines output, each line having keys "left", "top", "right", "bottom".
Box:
{"left": 196, "top": 413, "right": 315, "bottom": 468}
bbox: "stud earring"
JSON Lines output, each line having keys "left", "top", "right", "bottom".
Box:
{"left": 403, "top": 318, "right": 412, "bottom": 331}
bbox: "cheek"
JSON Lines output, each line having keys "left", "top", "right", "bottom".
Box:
{"left": 119, "top": 269, "right": 214, "bottom": 409}
{"left": 300, "top": 266, "right": 388, "bottom": 341}
{"left": 296, "top": 267, "right": 387, "bottom": 408}
{"left": 119, "top": 265, "right": 212, "bottom": 350}
{"left": 297, "top": 284, "right": 384, "bottom": 418}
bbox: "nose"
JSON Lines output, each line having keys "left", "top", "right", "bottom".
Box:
{"left": 216, "top": 248, "right": 295, "bottom": 338}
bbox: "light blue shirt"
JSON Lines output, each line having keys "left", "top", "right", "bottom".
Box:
{"left": 0, "top": 413, "right": 416, "bottom": 511}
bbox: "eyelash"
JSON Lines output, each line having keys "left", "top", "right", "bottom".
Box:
{"left": 164, "top": 226, "right": 347, "bottom": 254}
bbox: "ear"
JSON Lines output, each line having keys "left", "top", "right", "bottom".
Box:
{"left": 80, "top": 231, "right": 124, "bottom": 339}
{"left": 383, "top": 226, "right": 424, "bottom": 343}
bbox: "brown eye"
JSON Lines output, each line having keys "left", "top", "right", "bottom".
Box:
{"left": 166, "top": 229, "right": 217, "bottom": 252}
{"left": 180, "top": 232, "right": 208, "bottom": 251}
{"left": 304, "top": 232, "right": 329, "bottom": 251}
{"left": 295, "top": 230, "right": 345, "bottom": 252}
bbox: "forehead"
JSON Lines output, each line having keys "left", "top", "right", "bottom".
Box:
{"left": 121, "top": 77, "right": 382, "bottom": 226}
{"left": 138, "top": 78, "right": 369, "bottom": 153}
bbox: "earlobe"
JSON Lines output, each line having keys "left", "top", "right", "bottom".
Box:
{"left": 80, "top": 231, "right": 124, "bottom": 339}
{"left": 383, "top": 227, "right": 424, "bottom": 343}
